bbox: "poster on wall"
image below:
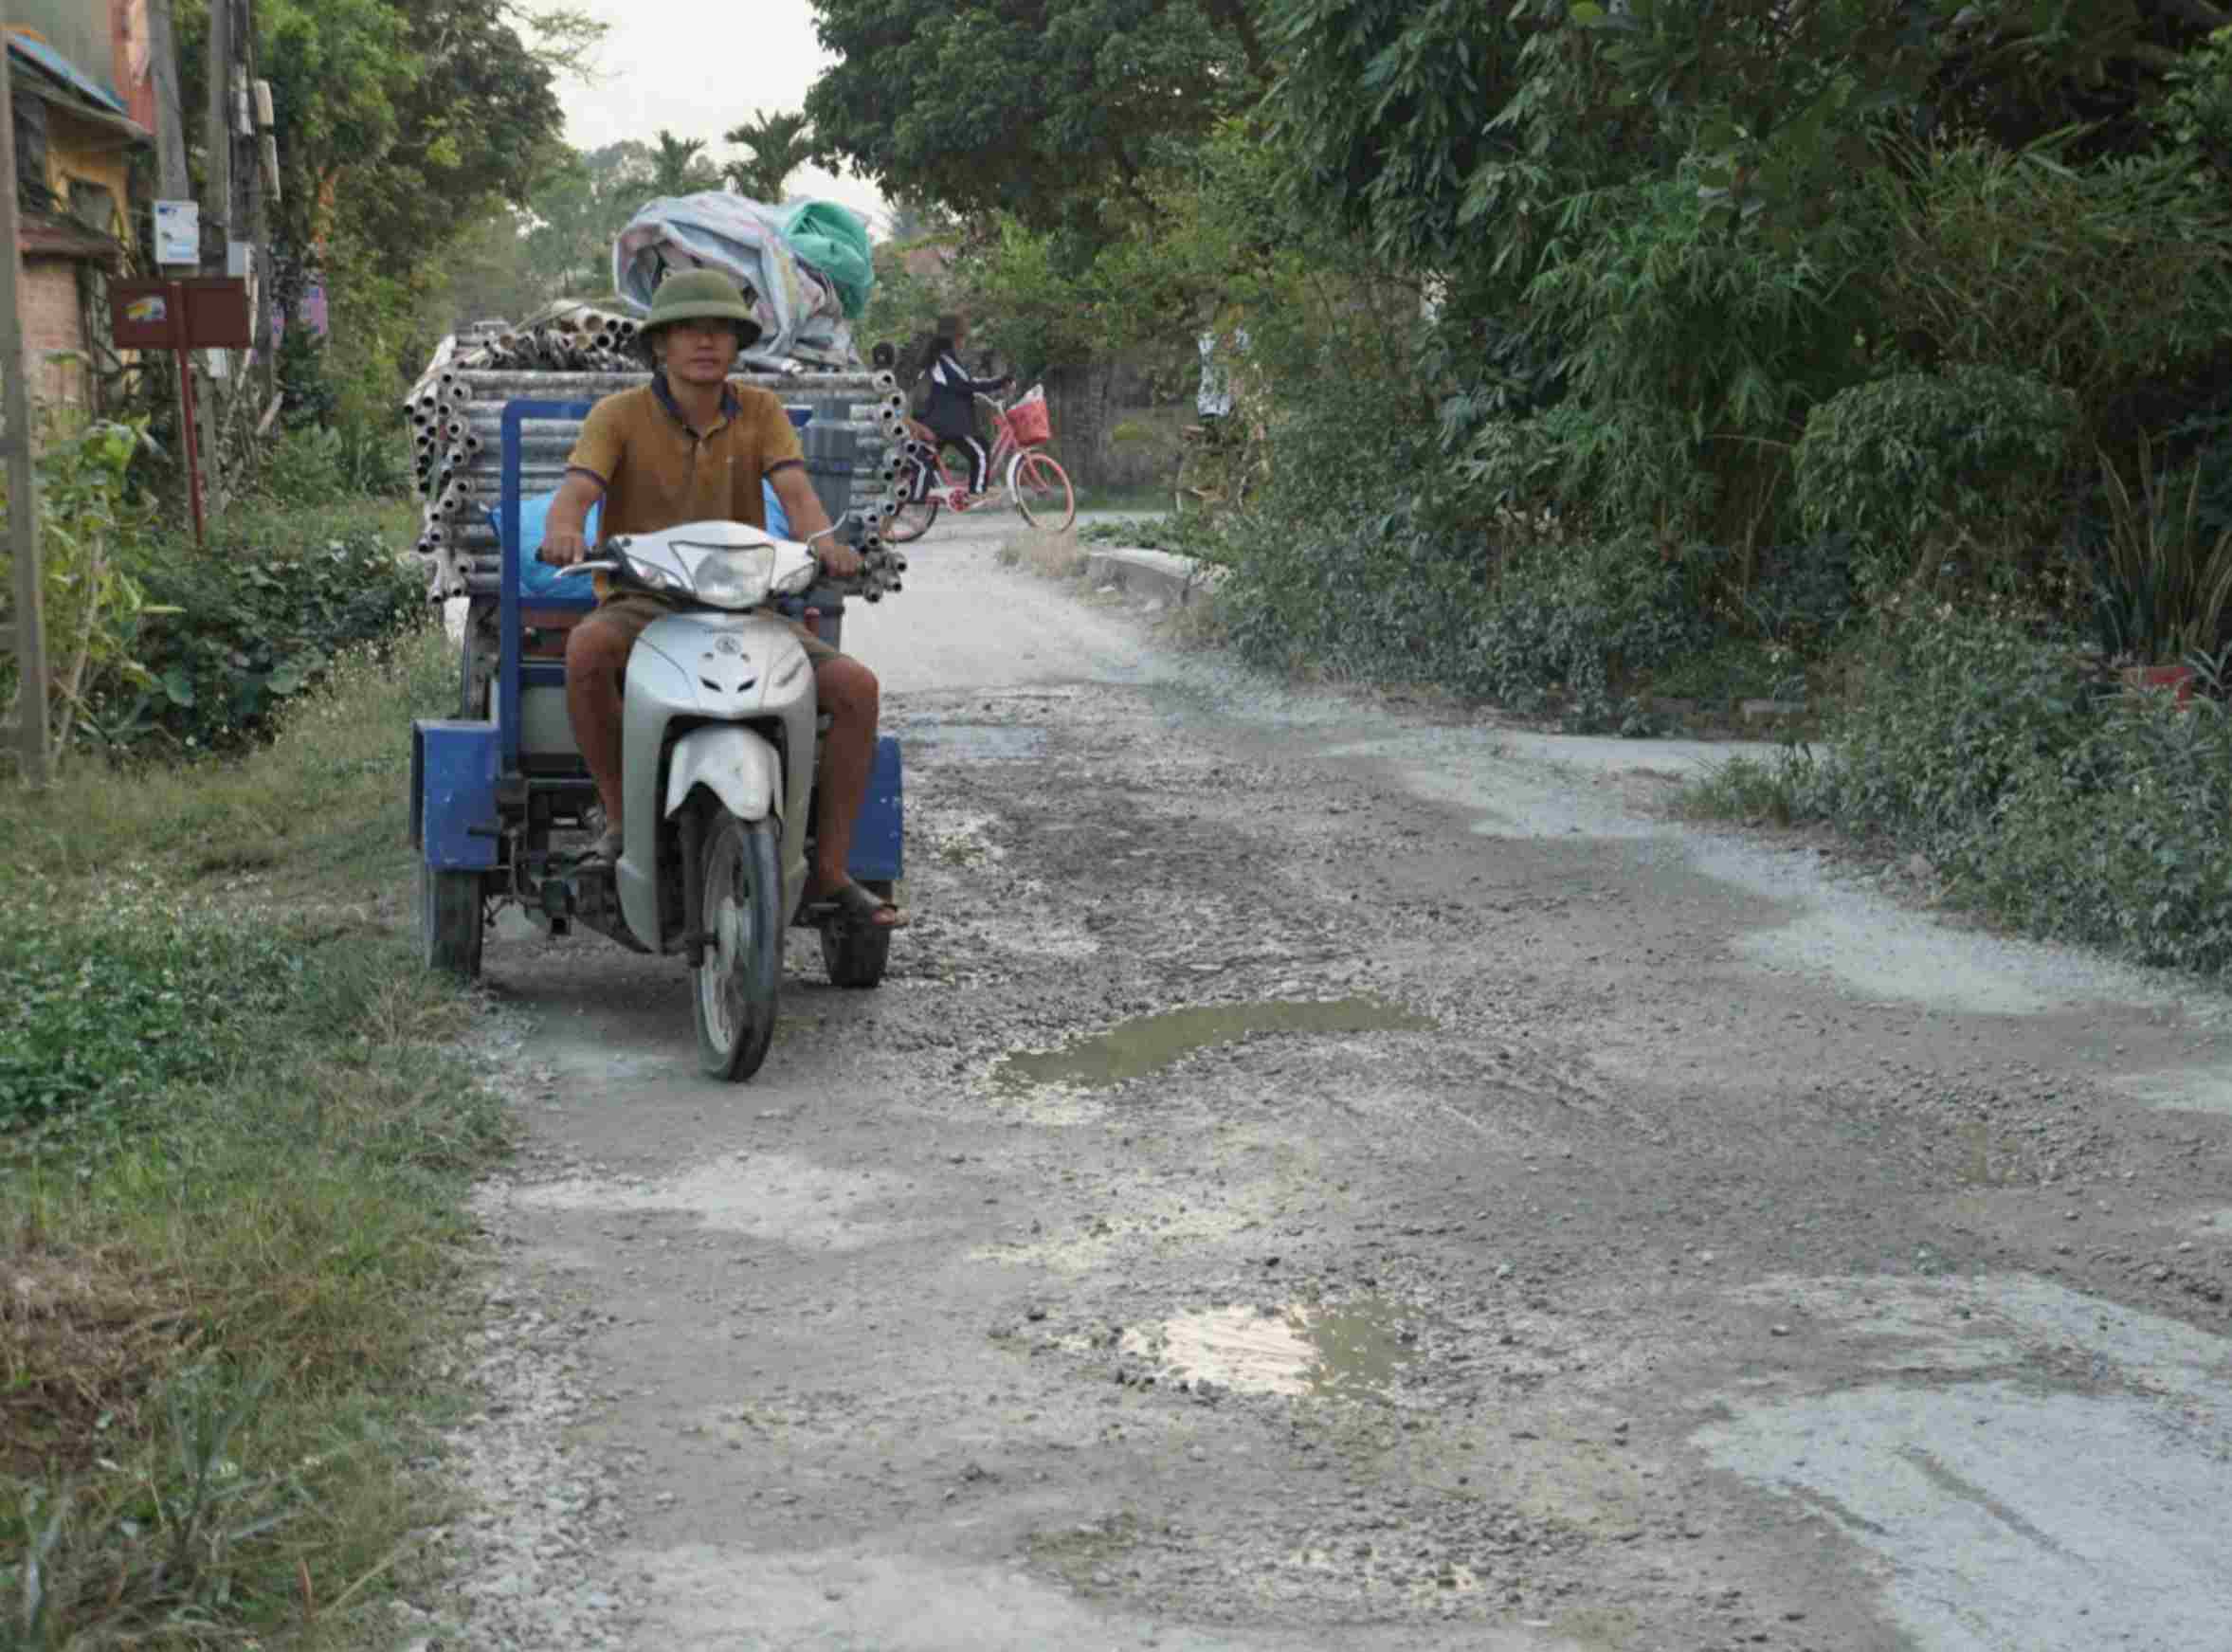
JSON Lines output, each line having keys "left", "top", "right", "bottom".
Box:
{"left": 153, "top": 200, "right": 198, "bottom": 265}
{"left": 272, "top": 281, "right": 331, "bottom": 348}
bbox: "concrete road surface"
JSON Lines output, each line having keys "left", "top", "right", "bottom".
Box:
{"left": 420, "top": 513, "right": 2232, "bottom": 1652}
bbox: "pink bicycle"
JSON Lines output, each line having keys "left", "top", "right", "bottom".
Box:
{"left": 889, "top": 388, "right": 1077, "bottom": 541}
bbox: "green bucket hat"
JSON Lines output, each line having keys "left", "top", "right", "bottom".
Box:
{"left": 638, "top": 267, "right": 763, "bottom": 359}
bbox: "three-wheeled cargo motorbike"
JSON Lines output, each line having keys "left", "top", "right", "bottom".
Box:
{"left": 408, "top": 398, "right": 906, "bottom": 1080}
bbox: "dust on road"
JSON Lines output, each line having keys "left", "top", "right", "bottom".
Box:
{"left": 413, "top": 517, "right": 2232, "bottom": 1652}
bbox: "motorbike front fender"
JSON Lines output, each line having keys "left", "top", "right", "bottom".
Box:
{"left": 664, "top": 724, "right": 782, "bottom": 826}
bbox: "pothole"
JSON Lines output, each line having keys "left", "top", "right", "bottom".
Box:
{"left": 993, "top": 997, "right": 1435, "bottom": 1095}
{"left": 1120, "top": 1298, "right": 1420, "bottom": 1399}
{"left": 499, "top": 1153, "right": 919, "bottom": 1250}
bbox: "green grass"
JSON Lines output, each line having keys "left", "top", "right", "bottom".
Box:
{"left": 197, "top": 495, "right": 425, "bottom": 552}
{"left": 1, "top": 617, "right": 506, "bottom": 1647}
{"left": 1074, "top": 484, "right": 1176, "bottom": 515}
{"left": 1676, "top": 751, "right": 1807, "bottom": 826}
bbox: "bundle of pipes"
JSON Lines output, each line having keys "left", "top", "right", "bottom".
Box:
{"left": 402, "top": 359, "right": 916, "bottom": 599}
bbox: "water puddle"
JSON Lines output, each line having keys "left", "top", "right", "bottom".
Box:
{"left": 993, "top": 996, "right": 1434, "bottom": 1095}
{"left": 1121, "top": 1298, "right": 1420, "bottom": 1399}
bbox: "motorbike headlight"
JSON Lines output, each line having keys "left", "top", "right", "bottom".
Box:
{"left": 686, "top": 543, "right": 777, "bottom": 609}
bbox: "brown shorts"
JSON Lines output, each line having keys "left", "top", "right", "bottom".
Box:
{"left": 587, "top": 592, "right": 840, "bottom": 666}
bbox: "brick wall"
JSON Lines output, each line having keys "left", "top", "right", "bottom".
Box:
{"left": 22, "top": 257, "right": 89, "bottom": 406}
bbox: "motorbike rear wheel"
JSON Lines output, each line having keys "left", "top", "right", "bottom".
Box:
{"left": 418, "top": 860, "right": 484, "bottom": 980}
{"left": 693, "top": 808, "right": 783, "bottom": 1080}
{"left": 819, "top": 879, "right": 895, "bottom": 989}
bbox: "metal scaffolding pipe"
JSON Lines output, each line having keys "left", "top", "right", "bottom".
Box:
{"left": 446, "top": 370, "right": 891, "bottom": 397}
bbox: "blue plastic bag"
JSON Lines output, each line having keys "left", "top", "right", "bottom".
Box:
{"left": 491, "top": 491, "right": 602, "bottom": 597}
{"left": 496, "top": 481, "right": 793, "bottom": 600}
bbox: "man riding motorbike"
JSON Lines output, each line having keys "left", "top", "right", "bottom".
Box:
{"left": 537, "top": 268, "right": 905, "bottom": 932}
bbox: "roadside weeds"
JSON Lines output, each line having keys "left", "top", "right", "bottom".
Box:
{"left": 2, "top": 622, "right": 505, "bottom": 1648}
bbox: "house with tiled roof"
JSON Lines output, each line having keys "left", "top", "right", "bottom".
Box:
{"left": 8, "top": 1, "right": 154, "bottom": 405}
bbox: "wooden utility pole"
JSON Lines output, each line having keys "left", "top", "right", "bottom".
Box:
{"left": 197, "top": 0, "right": 231, "bottom": 501}
{"left": 0, "top": 44, "right": 52, "bottom": 783}
{"left": 204, "top": 0, "right": 230, "bottom": 241}
{"left": 147, "top": 0, "right": 190, "bottom": 199}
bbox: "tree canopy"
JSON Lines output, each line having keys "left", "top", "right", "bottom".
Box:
{"left": 1261, "top": 0, "right": 2232, "bottom": 279}
{"left": 804, "top": 0, "right": 1267, "bottom": 232}
{"left": 519, "top": 141, "right": 657, "bottom": 298}
{"left": 245, "top": 0, "right": 569, "bottom": 288}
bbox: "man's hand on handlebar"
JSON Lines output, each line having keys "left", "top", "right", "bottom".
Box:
{"left": 539, "top": 528, "right": 590, "bottom": 567}
{"left": 807, "top": 524, "right": 863, "bottom": 580}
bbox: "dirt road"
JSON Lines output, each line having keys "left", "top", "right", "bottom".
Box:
{"left": 419, "top": 517, "right": 2232, "bottom": 1652}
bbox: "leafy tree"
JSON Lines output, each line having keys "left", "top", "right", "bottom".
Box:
{"left": 1262, "top": 0, "right": 2232, "bottom": 281}
{"left": 158, "top": 0, "right": 581, "bottom": 444}
{"left": 243, "top": 0, "right": 571, "bottom": 292}
{"left": 421, "top": 209, "right": 545, "bottom": 328}
{"left": 522, "top": 140, "right": 657, "bottom": 296}
{"left": 880, "top": 191, "right": 957, "bottom": 245}
{"left": 649, "top": 130, "right": 720, "bottom": 196}
{"left": 804, "top": 0, "right": 1267, "bottom": 233}
{"left": 723, "top": 109, "right": 813, "bottom": 204}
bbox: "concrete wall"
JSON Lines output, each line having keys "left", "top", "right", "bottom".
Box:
{"left": 1038, "top": 361, "right": 1187, "bottom": 497}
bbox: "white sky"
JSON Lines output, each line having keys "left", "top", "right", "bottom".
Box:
{"left": 552, "top": 0, "right": 889, "bottom": 232}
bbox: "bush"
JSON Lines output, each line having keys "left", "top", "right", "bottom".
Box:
{"left": 1969, "top": 682, "right": 2232, "bottom": 971}
{"left": 1519, "top": 164, "right": 1878, "bottom": 550}
{"left": 1793, "top": 366, "right": 2080, "bottom": 591}
{"left": 0, "top": 417, "right": 166, "bottom": 760}
{"left": 259, "top": 420, "right": 413, "bottom": 508}
{"left": 86, "top": 525, "right": 426, "bottom": 753}
{"left": 1706, "top": 608, "right": 2232, "bottom": 974}
{"left": 1789, "top": 609, "right": 2096, "bottom": 846}
{"left": 1869, "top": 142, "right": 2232, "bottom": 440}
{"left": 1472, "top": 532, "right": 1715, "bottom": 728}
{"left": 2087, "top": 432, "right": 2232, "bottom": 663}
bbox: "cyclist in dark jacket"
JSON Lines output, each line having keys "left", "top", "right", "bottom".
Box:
{"left": 915, "top": 314, "right": 1009, "bottom": 500}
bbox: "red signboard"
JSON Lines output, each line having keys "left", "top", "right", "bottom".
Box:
{"left": 107, "top": 277, "right": 254, "bottom": 545}
{"left": 181, "top": 277, "right": 251, "bottom": 348}
{"left": 111, "top": 277, "right": 251, "bottom": 349}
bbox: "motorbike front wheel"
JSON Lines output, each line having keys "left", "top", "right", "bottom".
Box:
{"left": 693, "top": 808, "right": 783, "bottom": 1080}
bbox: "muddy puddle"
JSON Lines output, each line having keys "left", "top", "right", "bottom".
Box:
{"left": 993, "top": 996, "right": 1435, "bottom": 1095}
{"left": 1122, "top": 1298, "right": 1421, "bottom": 1399}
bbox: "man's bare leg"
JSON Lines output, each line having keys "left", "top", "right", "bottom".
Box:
{"left": 807, "top": 656, "right": 901, "bottom": 927}
{"left": 565, "top": 614, "right": 629, "bottom": 842}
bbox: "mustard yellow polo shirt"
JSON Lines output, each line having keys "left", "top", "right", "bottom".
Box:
{"left": 566, "top": 376, "right": 807, "bottom": 598}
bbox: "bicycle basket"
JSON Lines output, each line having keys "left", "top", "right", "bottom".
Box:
{"left": 1007, "top": 389, "right": 1051, "bottom": 447}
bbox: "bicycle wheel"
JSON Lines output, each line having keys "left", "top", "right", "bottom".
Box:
{"left": 1010, "top": 451, "right": 1076, "bottom": 533}
{"left": 888, "top": 461, "right": 939, "bottom": 543}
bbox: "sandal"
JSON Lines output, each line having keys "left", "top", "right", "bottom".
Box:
{"left": 804, "top": 879, "right": 907, "bottom": 930}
